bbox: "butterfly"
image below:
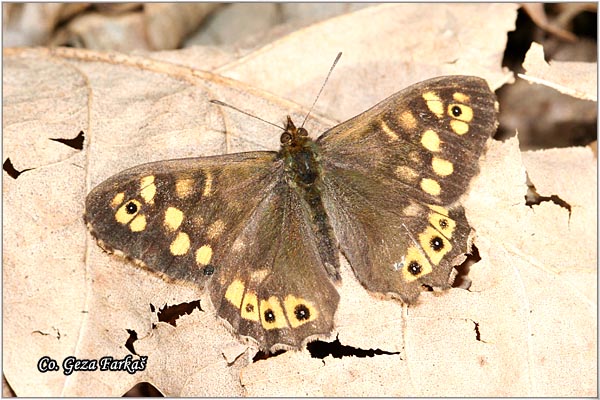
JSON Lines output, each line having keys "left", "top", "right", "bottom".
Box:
{"left": 85, "top": 75, "right": 498, "bottom": 352}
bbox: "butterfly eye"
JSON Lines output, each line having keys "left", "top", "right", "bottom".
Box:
{"left": 297, "top": 127, "right": 308, "bottom": 137}
{"left": 280, "top": 132, "right": 292, "bottom": 145}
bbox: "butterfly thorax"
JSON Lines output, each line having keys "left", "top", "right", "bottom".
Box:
{"left": 278, "top": 116, "right": 340, "bottom": 279}
{"left": 278, "top": 116, "right": 322, "bottom": 187}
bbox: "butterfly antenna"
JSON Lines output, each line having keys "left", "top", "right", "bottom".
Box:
{"left": 300, "top": 52, "right": 342, "bottom": 129}
{"left": 210, "top": 99, "right": 285, "bottom": 131}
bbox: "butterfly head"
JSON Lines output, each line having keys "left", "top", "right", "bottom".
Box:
{"left": 280, "top": 116, "right": 309, "bottom": 149}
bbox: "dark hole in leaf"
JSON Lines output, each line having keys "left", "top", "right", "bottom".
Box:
{"left": 49, "top": 130, "right": 85, "bottom": 150}
{"left": 307, "top": 336, "right": 400, "bottom": 359}
{"left": 156, "top": 300, "right": 202, "bottom": 327}
{"left": 3, "top": 158, "right": 32, "bottom": 179}
{"left": 252, "top": 348, "right": 287, "bottom": 363}
{"left": 125, "top": 329, "right": 138, "bottom": 355}
{"left": 453, "top": 244, "right": 481, "bottom": 289}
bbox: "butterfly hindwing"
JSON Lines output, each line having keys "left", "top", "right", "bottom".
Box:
{"left": 316, "top": 76, "right": 498, "bottom": 302}
{"left": 210, "top": 180, "right": 339, "bottom": 350}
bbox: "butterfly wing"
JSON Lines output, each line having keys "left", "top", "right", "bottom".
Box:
{"left": 85, "top": 152, "right": 338, "bottom": 350}
{"left": 316, "top": 76, "right": 498, "bottom": 303}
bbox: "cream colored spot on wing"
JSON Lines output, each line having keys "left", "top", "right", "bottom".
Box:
{"left": 421, "top": 178, "right": 441, "bottom": 196}
{"left": 402, "top": 202, "right": 423, "bottom": 217}
{"left": 203, "top": 171, "right": 213, "bottom": 197}
{"left": 450, "top": 119, "right": 469, "bottom": 135}
{"left": 115, "top": 200, "right": 141, "bottom": 225}
{"left": 170, "top": 232, "right": 190, "bottom": 256}
{"left": 241, "top": 291, "right": 259, "bottom": 321}
{"left": 401, "top": 246, "right": 433, "bottom": 282}
{"left": 195, "top": 244, "right": 212, "bottom": 266}
{"left": 423, "top": 91, "right": 444, "bottom": 117}
{"left": 395, "top": 166, "right": 418, "bottom": 183}
{"left": 164, "top": 207, "right": 184, "bottom": 231}
{"left": 399, "top": 111, "right": 417, "bottom": 130}
{"left": 421, "top": 130, "right": 441, "bottom": 152}
{"left": 432, "top": 157, "right": 454, "bottom": 176}
{"left": 419, "top": 226, "right": 452, "bottom": 265}
{"left": 408, "top": 151, "right": 421, "bottom": 164}
{"left": 140, "top": 175, "right": 156, "bottom": 204}
{"left": 381, "top": 120, "right": 398, "bottom": 141}
{"left": 175, "top": 178, "right": 194, "bottom": 198}
{"left": 250, "top": 269, "right": 269, "bottom": 284}
{"left": 111, "top": 192, "right": 125, "bottom": 208}
{"left": 260, "top": 297, "right": 288, "bottom": 329}
{"left": 453, "top": 92, "right": 470, "bottom": 103}
{"left": 225, "top": 279, "right": 244, "bottom": 309}
{"left": 428, "top": 207, "right": 456, "bottom": 239}
{"left": 428, "top": 204, "right": 449, "bottom": 216}
{"left": 283, "top": 295, "right": 318, "bottom": 328}
{"left": 207, "top": 219, "right": 225, "bottom": 240}
{"left": 129, "top": 214, "right": 146, "bottom": 232}
{"left": 448, "top": 104, "right": 473, "bottom": 122}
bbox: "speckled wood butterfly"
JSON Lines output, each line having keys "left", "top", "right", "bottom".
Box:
{"left": 85, "top": 75, "right": 498, "bottom": 351}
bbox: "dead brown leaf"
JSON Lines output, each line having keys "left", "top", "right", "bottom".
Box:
{"left": 5, "top": 3, "right": 595, "bottom": 397}
{"left": 520, "top": 42, "right": 597, "bottom": 101}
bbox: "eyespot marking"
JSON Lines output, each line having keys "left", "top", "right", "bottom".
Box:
{"left": 448, "top": 104, "right": 473, "bottom": 122}
{"left": 241, "top": 291, "right": 259, "bottom": 321}
{"left": 284, "top": 295, "right": 318, "bottom": 327}
{"left": 421, "top": 178, "right": 441, "bottom": 196}
{"left": 421, "top": 130, "right": 441, "bottom": 152}
{"left": 225, "top": 279, "right": 244, "bottom": 309}
{"left": 164, "top": 207, "right": 184, "bottom": 231}
{"left": 428, "top": 206, "right": 456, "bottom": 238}
{"left": 115, "top": 200, "right": 141, "bottom": 224}
{"left": 170, "top": 232, "right": 190, "bottom": 256}
{"left": 401, "top": 246, "right": 433, "bottom": 282}
{"left": 260, "top": 297, "right": 288, "bottom": 329}
{"left": 195, "top": 244, "right": 212, "bottom": 266}
{"left": 419, "top": 226, "right": 452, "bottom": 264}
{"left": 432, "top": 157, "right": 454, "bottom": 176}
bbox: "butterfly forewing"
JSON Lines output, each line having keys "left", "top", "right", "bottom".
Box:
{"left": 85, "top": 152, "right": 280, "bottom": 285}
{"left": 316, "top": 76, "right": 498, "bottom": 301}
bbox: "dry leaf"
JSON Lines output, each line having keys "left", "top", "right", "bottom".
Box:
{"left": 520, "top": 42, "right": 597, "bottom": 101}
{"left": 5, "top": 3, "right": 594, "bottom": 397}
{"left": 216, "top": 3, "right": 516, "bottom": 123}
